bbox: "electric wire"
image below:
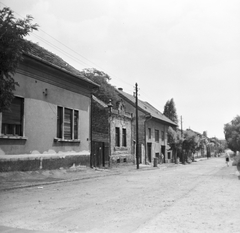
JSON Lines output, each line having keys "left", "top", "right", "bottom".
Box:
{"left": 0, "top": 1, "right": 134, "bottom": 88}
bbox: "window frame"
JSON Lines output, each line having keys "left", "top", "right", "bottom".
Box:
{"left": 56, "top": 106, "right": 79, "bottom": 141}
{"left": 115, "top": 127, "right": 120, "bottom": 147}
{"left": 122, "top": 128, "right": 127, "bottom": 147}
{"left": 161, "top": 130, "right": 165, "bottom": 141}
{"left": 148, "top": 128, "right": 151, "bottom": 139}
{"left": 155, "top": 129, "right": 159, "bottom": 142}
{"left": 1, "top": 96, "right": 24, "bottom": 137}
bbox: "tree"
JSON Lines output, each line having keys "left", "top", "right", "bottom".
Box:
{"left": 0, "top": 7, "right": 38, "bottom": 112}
{"left": 182, "top": 130, "right": 200, "bottom": 162}
{"left": 82, "top": 68, "right": 120, "bottom": 108}
{"left": 163, "top": 98, "right": 178, "bottom": 125}
{"left": 224, "top": 115, "right": 240, "bottom": 153}
{"left": 167, "top": 127, "right": 183, "bottom": 163}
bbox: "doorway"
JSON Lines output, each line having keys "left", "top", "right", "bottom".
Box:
{"left": 92, "top": 141, "right": 106, "bottom": 168}
{"left": 147, "top": 143, "right": 152, "bottom": 163}
{"left": 161, "top": 145, "right": 166, "bottom": 163}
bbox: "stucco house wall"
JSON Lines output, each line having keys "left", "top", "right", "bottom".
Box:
{"left": 0, "top": 48, "right": 97, "bottom": 171}
{"left": 110, "top": 111, "right": 133, "bottom": 165}
{"left": 116, "top": 88, "right": 177, "bottom": 165}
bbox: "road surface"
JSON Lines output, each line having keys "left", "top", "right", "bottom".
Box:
{"left": 0, "top": 157, "right": 239, "bottom": 233}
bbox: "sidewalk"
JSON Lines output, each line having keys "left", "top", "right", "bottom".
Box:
{"left": 0, "top": 162, "right": 180, "bottom": 192}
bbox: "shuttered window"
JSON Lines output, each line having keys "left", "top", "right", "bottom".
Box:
{"left": 2, "top": 97, "right": 24, "bottom": 136}
{"left": 57, "top": 106, "right": 79, "bottom": 140}
{"left": 64, "top": 108, "right": 72, "bottom": 140}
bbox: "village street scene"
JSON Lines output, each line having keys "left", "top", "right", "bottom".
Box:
{"left": 1, "top": 0, "right": 240, "bottom": 233}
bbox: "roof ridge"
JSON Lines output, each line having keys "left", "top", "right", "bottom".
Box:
{"left": 116, "top": 88, "right": 177, "bottom": 126}
{"left": 24, "top": 41, "right": 97, "bottom": 86}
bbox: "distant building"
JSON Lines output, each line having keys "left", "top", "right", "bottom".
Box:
{"left": 116, "top": 88, "right": 177, "bottom": 164}
{"left": 91, "top": 96, "right": 133, "bottom": 167}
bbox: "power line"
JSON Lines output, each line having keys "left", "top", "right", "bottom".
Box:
{"left": 1, "top": 1, "right": 134, "bottom": 88}
{"left": 32, "top": 33, "right": 92, "bottom": 68}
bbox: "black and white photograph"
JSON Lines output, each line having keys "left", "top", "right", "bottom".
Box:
{"left": 0, "top": 0, "right": 240, "bottom": 232}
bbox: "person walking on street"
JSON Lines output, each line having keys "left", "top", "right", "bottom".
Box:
{"left": 226, "top": 152, "right": 230, "bottom": 166}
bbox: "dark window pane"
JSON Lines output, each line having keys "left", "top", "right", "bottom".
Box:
{"left": 122, "top": 128, "right": 127, "bottom": 147}
{"left": 74, "top": 110, "right": 79, "bottom": 139}
{"left": 115, "top": 127, "right": 120, "bottom": 146}
{"left": 57, "top": 106, "right": 63, "bottom": 138}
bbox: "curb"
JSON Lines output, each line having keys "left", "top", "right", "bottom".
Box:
{"left": 0, "top": 163, "right": 181, "bottom": 192}
{"left": 0, "top": 171, "right": 122, "bottom": 192}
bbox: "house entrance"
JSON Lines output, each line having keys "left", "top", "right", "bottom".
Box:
{"left": 147, "top": 143, "right": 152, "bottom": 163}
{"left": 92, "top": 141, "right": 108, "bottom": 168}
{"left": 161, "top": 145, "right": 166, "bottom": 163}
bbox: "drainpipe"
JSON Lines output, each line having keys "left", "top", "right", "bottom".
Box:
{"left": 108, "top": 99, "right": 113, "bottom": 167}
{"left": 144, "top": 113, "right": 152, "bottom": 165}
{"left": 90, "top": 94, "right": 93, "bottom": 168}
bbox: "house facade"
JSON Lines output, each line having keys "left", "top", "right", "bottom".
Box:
{"left": 0, "top": 43, "right": 98, "bottom": 171}
{"left": 91, "top": 96, "right": 133, "bottom": 167}
{"left": 116, "top": 88, "right": 177, "bottom": 164}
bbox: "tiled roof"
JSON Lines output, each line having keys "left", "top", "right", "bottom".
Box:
{"left": 116, "top": 89, "right": 177, "bottom": 126}
{"left": 25, "top": 42, "right": 98, "bottom": 87}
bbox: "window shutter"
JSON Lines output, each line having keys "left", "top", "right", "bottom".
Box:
{"left": 2, "top": 97, "right": 23, "bottom": 136}
{"left": 64, "top": 108, "right": 72, "bottom": 139}
{"left": 2, "top": 98, "right": 22, "bottom": 125}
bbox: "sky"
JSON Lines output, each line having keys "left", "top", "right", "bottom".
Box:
{"left": 1, "top": 0, "right": 240, "bottom": 139}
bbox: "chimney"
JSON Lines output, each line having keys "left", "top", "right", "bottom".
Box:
{"left": 118, "top": 87, "right": 123, "bottom": 91}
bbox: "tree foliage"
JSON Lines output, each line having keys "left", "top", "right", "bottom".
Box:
{"left": 224, "top": 115, "right": 240, "bottom": 152}
{"left": 82, "top": 68, "right": 120, "bottom": 108}
{"left": 183, "top": 130, "right": 200, "bottom": 155}
{"left": 163, "top": 98, "right": 178, "bottom": 125}
{"left": 0, "top": 7, "right": 38, "bottom": 112}
{"left": 168, "top": 127, "right": 182, "bottom": 151}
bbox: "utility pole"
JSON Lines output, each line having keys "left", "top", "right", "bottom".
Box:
{"left": 135, "top": 83, "right": 139, "bottom": 169}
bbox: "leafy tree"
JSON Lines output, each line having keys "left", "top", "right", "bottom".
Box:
{"left": 0, "top": 7, "right": 38, "bottom": 112}
{"left": 82, "top": 68, "right": 120, "bottom": 108}
{"left": 167, "top": 127, "right": 183, "bottom": 163}
{"left": 224, "top": 115, "right": 240, "bottom": 153}
{"left": 163, "top": 98, "right": 178, "bottom": 125}
{"left": 182, "top": 130, "right": 200, "bottom": 162}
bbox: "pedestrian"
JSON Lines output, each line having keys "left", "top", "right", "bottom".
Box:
{"left": 161, "top": 153, "right": 164, "bottom": 164}
{"left": 225, "top": 152, "right": 230, "bottom": 166}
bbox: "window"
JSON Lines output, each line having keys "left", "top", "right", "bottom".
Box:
{"left": 57, "top": 106, "right": 79, "bottom": 140}
{"left": 148, "top": 128, "right": 151, "bottom": 139}
{"left": 122, "top": 128, "right": 127, "bottom": 147}
{"left": 1, "top": 97, "right": 24, "bottom": 136}
{"left": 155, "top": 129, "right": 159, "bottom": 142}
{"left": 115, "top": 127, "right": 120, "bottom": 146}
{"left": 161, "top": 131, "right": 165, "bottom": 141}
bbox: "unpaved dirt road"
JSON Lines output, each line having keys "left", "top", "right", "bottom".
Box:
{"left": 0, "top": 158, "right": 239, "bottom": 233}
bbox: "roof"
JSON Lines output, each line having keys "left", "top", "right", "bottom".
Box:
{"left": 116, "top": 89, "right": 177, "bottom": 126}
{"left": 24, "top": 42, "right": 98, "bottom": 88}
{"left": 92, "top": 95, "right": 108, "bottom": 108}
